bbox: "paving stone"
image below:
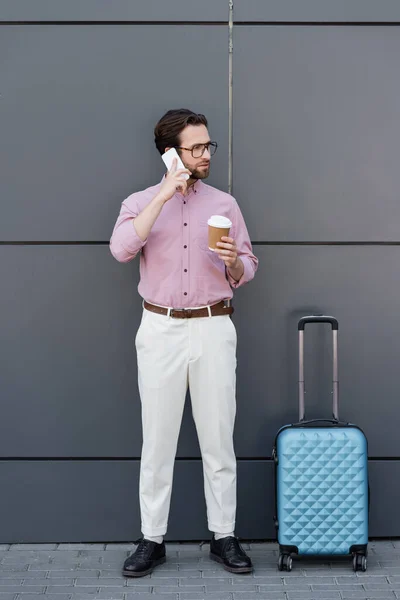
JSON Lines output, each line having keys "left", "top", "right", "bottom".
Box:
{"left": 126, "top": 576, "right": 178, "bottom": 586}
{"left": 180, "top": 594, "right": 233, "bottom": 600}
{"left": 0, "top": 585, "right": 45, "bottom": 593}
{"left": 206, "top": 583, "right": 257, "bottom": 592}
{"left": 341, "top": 591, "right": 396, "bottom": 598}
{"left": 11, "top": 545, "right": 58, "bottom": 551}
{"left": 126, "top": 596, "right": 179, "bottom": 600}
{"left": 286, "top": 592, "right": 341, "bottom": 599}
{"left": 233, "top": 594, "right": 286, "bottom": 600}
{"left": 58, "top": 543, "right": 105, "bottom": 550}
{"left": 14, "top": 596, "right": 71, "bottom": 600}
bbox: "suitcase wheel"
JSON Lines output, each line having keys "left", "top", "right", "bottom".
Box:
{"left": 353, "top": 553, "right": 367, "bottom": 572}
{"left": 278, "top": 553, "right": 292, "bottom": 572}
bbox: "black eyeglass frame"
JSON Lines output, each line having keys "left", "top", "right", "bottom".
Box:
{"left": 174, "top": 141, "right": 218, "bottom": 158}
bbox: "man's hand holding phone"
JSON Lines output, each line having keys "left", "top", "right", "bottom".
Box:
{"left": 158, "top": 157, "right": 191, "bottom": 203}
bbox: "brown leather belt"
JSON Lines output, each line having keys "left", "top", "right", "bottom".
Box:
{"left": 143, "top": 300, "right": 234, "bottom": 319}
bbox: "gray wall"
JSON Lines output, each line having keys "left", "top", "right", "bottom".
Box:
{"left": 1, "top": 0, "right": 400, "bottom": 542}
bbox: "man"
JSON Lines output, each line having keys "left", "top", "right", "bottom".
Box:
{"left": 110, "top": 109, "right": 258, "bottom": 577}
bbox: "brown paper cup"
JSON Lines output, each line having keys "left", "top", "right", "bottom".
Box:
{"left": 208, "top": 225, "right": 231, "bottom": 251}
{"left": 207, "top": 216, "right": 232, "bottom": 251}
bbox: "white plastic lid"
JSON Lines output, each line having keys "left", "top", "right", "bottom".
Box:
{"left": 207, "top": 215, "right": 232, "bottom": 228}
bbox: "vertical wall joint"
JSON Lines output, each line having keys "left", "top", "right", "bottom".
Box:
{"left": 228, "top": 0, "right": 234, "bottom": 195}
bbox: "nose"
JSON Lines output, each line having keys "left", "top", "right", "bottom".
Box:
{"left": 203, "top": 147, "right": 211, "bottom": 159}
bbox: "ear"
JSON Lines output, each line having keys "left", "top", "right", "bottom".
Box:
{"left": 164, "top": 146, "right": 171, "bottom": 153}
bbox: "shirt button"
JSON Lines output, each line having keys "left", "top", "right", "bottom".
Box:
{"left": 184, "top": 223, "right": 187, "bottom": 226}
{"left": 184, "top": 292, "right": 188, "bottom": 296}
{"left": 183, "top": 201, "right": 186, "bottom": 204}
{"left": 184, "top": 269, "right": 187, "bottom": 272}
{"left": 184, "top": 245, "right": 187, "bottom": 249}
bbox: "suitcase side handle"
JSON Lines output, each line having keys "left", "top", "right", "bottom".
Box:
{"left": 298, "top": 315, "right": 339, "bottom": 422}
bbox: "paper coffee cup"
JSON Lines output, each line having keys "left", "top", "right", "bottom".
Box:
{"left": 207, "top": 215, "right": 232, "bottom": 251}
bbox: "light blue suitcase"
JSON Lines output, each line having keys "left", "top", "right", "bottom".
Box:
{"left": 272, "top": 316, "right": 369, "bottom": 572}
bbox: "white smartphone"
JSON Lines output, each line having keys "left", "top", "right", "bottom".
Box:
{"left": 161, "top": 148, "right": 189, "bottom": 180}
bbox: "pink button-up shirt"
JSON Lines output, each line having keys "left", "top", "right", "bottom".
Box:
{"left": 110, "top": 179, "right": 258, "bottom": 308}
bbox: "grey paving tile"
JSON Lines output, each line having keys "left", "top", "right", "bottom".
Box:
{"left": 46, "top": 586, "right": 99, "bottom": 594}
{"left": 166, "top": 544, "right": 204, "bottom": 552}
{"left": 11, "top": 545, "right": 58, "bottom": 551}
{"left": 79, "top": 550, "right": 128, "bottom": 558}
{"left": 35, "top": 563, "right": 78, "bottom": 571}
{"left": 76, "top": 577, "right": 122, "bottom": 586}
{"left": 206, "top": 583, "right": 257, "bottom": 592}
{"left": 58, "top": 543, "right": 105, "bottom": 550}
{"left": 154, "top": 586, "right": 202, "bottom": 593}
{"left": 104, "top": 544, "right": 136, "bottom": 551}
{"left": 365, "top": 584, "right": 400, "bottom": 590}
{"left": 0, "top": 595, "right": 17, "bottom": 600}
{"left": 177, "top": 564, "right": 206, "bottom": 572}
{"left": 1, "top": 555, "right": 52, "bottom": 564}
{"left": 89, "top": 594, "right": 125, "bottom": 600}
{"left": 233, "top": 594, "right": 286, "bottom": 600}
{"left": 252, "top": 576, "right": 286, "bottom": 582}
{"left": 255, "top": 584, "right": 285, "bottom": 591}
{"left": 179, "top": 594, "right": 233, "bottom": 600}
{"left": 0, "top": 586, "right": 45, "bottom": 593}
{"left": 126, "top": 576, "right": 178, "bottom": 586}
{"left": 22, "top": 578, "right": 75, "bottom": 586}
{"left": 14, "top": 596, "right": 71, "bottom": 600}
{"left": 199, "top": 577, "right": 232, "bottom": 585}
{"left": 286, "top": 592, "right": 341, "bottom": 599}
{"left": 126, "top": 596, "right": 179, "bottom": 600}
{"left": 341, "top": 592, "right": 396, "bottom": 598}
{"left": 180, "top": 592, "right": 233, "bottom": 600}
{"left": 312, "top": 584, "right": 362, "bottom": 591}
{"left": 47, "top": 569, "right": 98, "bottom": 577}
{"left": 192, "top": 569, "right": 234, "bottom": 578}
{"left": 302, "top": 576, "right": 337, "bottom": 583}
{"left": 69, "top": 594, "right": 123, "bottom": 600}
{"left": 97, "top": 586, "right": 130, "bottom": 593}
{"left": 279, "top": 580, "right": 312, "bottom": 588}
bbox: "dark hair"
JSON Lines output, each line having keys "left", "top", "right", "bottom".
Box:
{"left": 154, "top": 109, "right": 208, "bottom": 155}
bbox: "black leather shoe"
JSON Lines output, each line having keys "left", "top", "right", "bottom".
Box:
{"left": 210, "top": 535, "right": 253, "bottom": 574}
{"left": 122, "top": 538, "right": 166, "bottom": 577}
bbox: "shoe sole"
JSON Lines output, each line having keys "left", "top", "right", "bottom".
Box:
{"left": 209, "top": 552, "right": 253, "bottom": 574}
{"left": 122, "top": 556, "right": 166, "bottom": 578}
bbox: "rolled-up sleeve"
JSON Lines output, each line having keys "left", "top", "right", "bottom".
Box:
{"left": 227, "top": 199, "right": 259, "bottom": 289}
{"left": 109, "top": 195, "right": 147, "bottom": 263}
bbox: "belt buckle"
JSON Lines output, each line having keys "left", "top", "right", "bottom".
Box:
{"left": 171, "top": 307, "right": 185, "bottom": 318}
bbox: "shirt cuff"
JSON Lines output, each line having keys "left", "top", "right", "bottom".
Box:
{"left": 120, "top": 218, "right": 147, "bottom": 255}
{"left": 227, "top": 256, "right": 252, "bottom": 289}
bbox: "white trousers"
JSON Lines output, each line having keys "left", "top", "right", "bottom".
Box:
{"left": 135, "top": 307, "right": 237, "bottom": 537}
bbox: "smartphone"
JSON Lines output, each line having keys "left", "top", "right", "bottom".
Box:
{"left": 161, "top": 148, "right": 189, "bottom": 180}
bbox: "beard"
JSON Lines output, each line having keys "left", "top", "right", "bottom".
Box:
{"left": 188, "top": 164, "right": 210, "bottom": 180}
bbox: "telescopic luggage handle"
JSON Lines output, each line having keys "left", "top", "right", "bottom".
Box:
{"left": 298, "top": 316, "right": 339, "bottom": 422}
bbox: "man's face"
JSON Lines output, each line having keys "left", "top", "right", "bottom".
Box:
{"left": 176, "top": 124, "right": 212, "bottom": 180}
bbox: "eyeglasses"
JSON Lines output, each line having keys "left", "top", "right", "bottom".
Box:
{"left": 175, "top": 141, "right": 218, "bottom": 158}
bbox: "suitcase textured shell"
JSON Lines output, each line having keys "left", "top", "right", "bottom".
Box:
{"left": 276, "top": 426, "right": 368, "bottom": 555}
